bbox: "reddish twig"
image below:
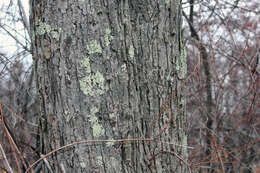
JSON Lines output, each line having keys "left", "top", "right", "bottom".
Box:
{"left": 0, "top": 143, "right": 14, "bottom": 173}
{"left": 0, "top": 102, "right": 21, "bottom": 173}
{"left": 149, "top": 150, "right": 192, "bottom": 173}
{"left": 25, "top": 138, "right": 154, "bottom": 173}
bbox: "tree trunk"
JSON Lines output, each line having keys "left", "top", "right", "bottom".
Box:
{"left": 29, "top": 0, "right": 187, "bottom": 172}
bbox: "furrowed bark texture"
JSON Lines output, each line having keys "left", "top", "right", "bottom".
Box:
{"left": 30, "top": 0, "right": 187, "bottom": 172}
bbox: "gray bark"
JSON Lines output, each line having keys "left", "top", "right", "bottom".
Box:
{"left": 29, "top": 0, "right": 187, "bottom": 172}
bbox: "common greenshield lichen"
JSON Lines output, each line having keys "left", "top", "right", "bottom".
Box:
{"left": 104, "top": 28, "right": 113, "bottom": 47}
{"left": 89, "top": 107, "right": 104, "bottom": 137}
{"left": 165, "top": 0, "right": 170, "bottom": 5}
{"left": 35, "top": 20, "right": 62, "bottom": 40}
{"left": 129, "top": 44, "right": 135, "bottom": 59}
{"left": 96, "top": 156, "right": 103, "bottom": 165}
{"left": 79, "top": 56, "right": 107, "bottom": 96}
{"left": 87, "top": 40, "right": 102, "bottom": 54}
{"left": 176, "top": 45, "right": 187, "bottom": 80}
{"left": 80, "top": 162, "right": 86, "bottom": 168}
{"left": 82, "top": 57, "right": 91, "bottom": 73}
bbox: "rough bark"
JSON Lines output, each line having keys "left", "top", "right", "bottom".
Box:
{"left": 30, "top": 0, "right": 187, "bottom": 172}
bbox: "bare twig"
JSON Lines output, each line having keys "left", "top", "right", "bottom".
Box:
{"left": 17, "top": 0, "right": 30, "bottom": 34}
{"left": 149, "top": 150, "right": 192, "bottom": 173}
{"left": 0, "top": 102, "right": 22, "bottom": 173}
{"left": 25, "top": 138, "right": 154, "bottom": 173}
{"left": 0, "top": 143, "right": 14, "bottom": 173}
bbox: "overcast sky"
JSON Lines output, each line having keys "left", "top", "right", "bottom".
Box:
{"left": 0, "top": 0, "right": 29, "bottom": 57}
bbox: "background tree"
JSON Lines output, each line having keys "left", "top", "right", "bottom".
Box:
{"left": 0, "top": 1, "right": 37, "bottom": 172}
{"left": 29, "top": 0, "right": 188, "bottom": 172}
{"left": 184, "top": 0, "right": 260, "bottom": 172}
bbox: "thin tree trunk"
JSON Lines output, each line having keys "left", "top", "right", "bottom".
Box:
{"left": 30, "top": 0, "right": 187, "bottom": 172}
{"left": 184, "top": 10, "right": 214, "bottom": 172}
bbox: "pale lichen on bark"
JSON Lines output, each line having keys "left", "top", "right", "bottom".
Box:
{"left": 79, "top": 162, "right": 86, "bottom": 168}
{"left": 79, "top": 69, "right": 106, "bottom": 96}
{"left": 89, "top": 107, "right": 104, "bottom": 137}
{"left": 176, "top": 42, "right": 187, "bottom": 80}
{"left": 79, "top": 40, "right": 107, "bottom": 138}
{"left": 87, "top": 40, "right": 102, "bottom": 54}
{"left": 129, "top": 44, "right": 135, "bottom": 59}
{"left": 104, "top": 28, "right": 113, "bottom": 47}
{"left": 79, "top": 44, "right": 107, "bottom": 96}
{"left": 165, "top": 0, "right": 170, "bottom": 6}
{"left": 35, "top": 20, "right": 62, "bottom": 40}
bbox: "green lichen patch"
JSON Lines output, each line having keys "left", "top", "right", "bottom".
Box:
{"left": 91, "top": 107, "right": 99, "bottom": 116}
{"left": 129, "top": 45, "right": 135, "bottom": 58}
{"left": 80, "top": 162, "right": 86, "bottom": 168}
{"left": 36, "top": 21, "right": 49, "bottom": 35}
{"left": 80, "top": 70, "right": 106, "bottom": 96}
{"left": 82, "top": 57, "right": 91, "bottom": 73}
{"left": 50, "top": 29, "right": 62, "bottom": 40}
{"left": 80, "top": 57, "right": 107, "bottom": 96}
{"left": 104, "top": 29, "right": 113, "bottom": 47}
{"left": 165, "top": 0, "right": 170, "bottom": 6}
{"left": 36, "top": 20, "right": 62, "bottom": 40}
{"left": 92, "top": 124, "right": 105, "bottom": 137}
{"left": 79, "top": 78, "right": 92, "bottom": 95}
{"left": 94, "top": 71, "right": 105, "bottom": 87}
{"left": 89, "top": 107, "right": 104, "bottom": 137}
{"left": 87, "top": 40, "right": 102, "bottom": 54}
{"left": 96, "top": 156, "right": 103, "bottom": 165}
{"left": 89, "top": 114, "right": 98, "bottom": 123}
{"left": 109, "top": 112, "right": 116, "bottom": 118}
{"left": 176, "top": 46, "right": 187, "bottom": 80}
